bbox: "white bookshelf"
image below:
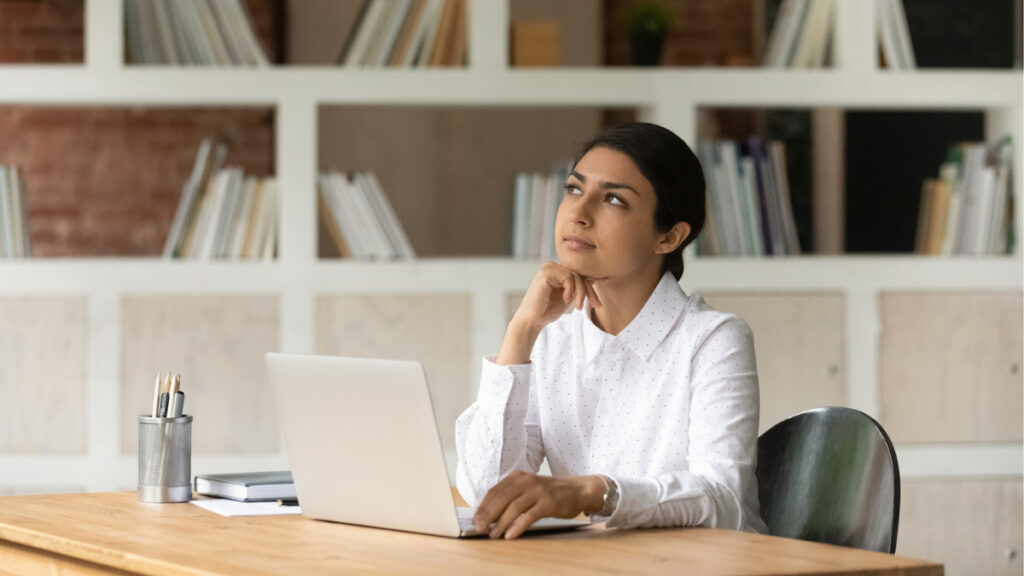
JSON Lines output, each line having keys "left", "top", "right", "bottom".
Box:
{"left": 0, "top": 0, "right": 1020, "bottom": 501}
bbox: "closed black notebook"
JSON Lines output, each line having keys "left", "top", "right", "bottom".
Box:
{"left": 193, "top": 471, "right": 295, "bottom": 502}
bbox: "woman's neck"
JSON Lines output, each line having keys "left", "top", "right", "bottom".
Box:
{"left": 589, "top": 269, "right": 665, "bottom": 336}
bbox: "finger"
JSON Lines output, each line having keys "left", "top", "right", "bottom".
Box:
{"left": 574, "top": 274, "right": 586, "bottom": 310}
{"left": 504, "top": 504, "right": 545, "bottom": 540}
{"left": 584, "top": 279, "right": 603, "bottom": 309}
{"left": 489, "top": 492, "right": 536, "bottom": 539}
{"left": 561, "top": 275, "right": 575, "bottom": 305}
{"left": 473, "top": 472, "right": 527, "bottom": 531}
{"left": 474, "top": 479, "right": 516, "bottom": 531}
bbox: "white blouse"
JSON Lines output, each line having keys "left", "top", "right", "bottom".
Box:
{"left": 455, "top": 271, "right": 768, "bottom": 533}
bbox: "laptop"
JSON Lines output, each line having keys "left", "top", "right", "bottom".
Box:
{"left": 265, "top": 352, "right": 593, "bottom": 538}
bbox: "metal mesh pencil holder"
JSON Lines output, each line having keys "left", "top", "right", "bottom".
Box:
{"left": 137, "top": 415, "right": 193, "bottom": 503}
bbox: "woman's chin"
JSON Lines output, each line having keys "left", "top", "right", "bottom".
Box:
{"left": 556, "top": 253, "right": 604, "bottom": 278}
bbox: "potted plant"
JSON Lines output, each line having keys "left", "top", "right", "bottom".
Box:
{"left": 623, "top": 1, "right": 673, "bottom": 66}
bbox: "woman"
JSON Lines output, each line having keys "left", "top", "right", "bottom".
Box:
{"left": 455, "top": 122, "right": 768, "bottom": 539}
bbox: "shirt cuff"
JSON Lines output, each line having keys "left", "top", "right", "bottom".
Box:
{"left": 601, "top": 475, "right": 660, "bottom": 528}
{"left": 478, "top": 355, "right": 532, "bottom": 410}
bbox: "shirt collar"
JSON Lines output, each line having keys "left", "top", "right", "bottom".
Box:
{"left": 581, "top": 272, "right": 688, "bottom": 363}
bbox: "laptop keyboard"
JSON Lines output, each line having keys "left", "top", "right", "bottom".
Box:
{"left": 456, "top": 507, "right": 478, "bottom": 530}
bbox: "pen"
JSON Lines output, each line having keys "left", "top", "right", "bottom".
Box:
{"left": 157, "top": 392, "right": 169, "bottom": 418}
{"left": 171, "top": 390, "right": 185, "bottom": 418}
{"left": 151, "top": 372, "right": 162, "bottom": 418}
{"left": 277, "top": 498, "right": 299, "bottom": 506}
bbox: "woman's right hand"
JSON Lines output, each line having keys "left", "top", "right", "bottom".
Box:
{"left": 514, "top": 262, "right": 602, "bottom": 331}
{"left": 497, "top": 263, "right": 602, "bottom": 365}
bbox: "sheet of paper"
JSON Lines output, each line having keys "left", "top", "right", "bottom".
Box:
{"left": 190, "top": 498, "right": 302, "bottom": 517}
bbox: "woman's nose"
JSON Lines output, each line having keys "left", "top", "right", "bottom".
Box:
{"left": 566, "top": 196, "right": 594, "bottom": 227}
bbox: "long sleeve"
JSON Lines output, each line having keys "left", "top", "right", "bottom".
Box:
{"left": 603, "top": 317, "right": 767, "bottom": 534}
{"left": 455, "top": 356, "right": 545, "bottom": 507}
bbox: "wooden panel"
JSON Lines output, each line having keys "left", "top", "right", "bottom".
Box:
{"left": 315, "top": 294, "right": 473, "bottom": 454}
{"left": 0, "top": 491, "right": 943, "bottom": 576}
{"left": 0, "top": 296, "right": 88, "bottom": 453}
{"left": 702, "top": 293, "right": 845, "bottom": 433}
{"left": 880, "top": 292, "right": 1023, "bottom": 443}
{"left": 120, "top": 296, "right": 280, "bottom": 454}
{"left": 899, "top": 477, "right": 1022, "bottom": 576}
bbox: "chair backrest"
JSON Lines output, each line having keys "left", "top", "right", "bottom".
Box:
{"left": 756, "top": 406, "right": 900, "bottom": 554}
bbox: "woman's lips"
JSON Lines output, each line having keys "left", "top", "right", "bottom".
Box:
{"left": 563, "top": 235, "right": 596, "bottom": 250}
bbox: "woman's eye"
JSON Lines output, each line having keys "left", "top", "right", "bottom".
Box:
{"left": 564, "top": 184, "right": 582, "bottom": 196}
{"left": 607, "top": 194, "right": 626, "bottom": 206}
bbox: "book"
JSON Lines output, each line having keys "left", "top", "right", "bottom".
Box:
{"left": 164, "top": 139, "right": 212, "bottom": 258}
{"left": 363, "top": 172, "right": 415, "bottom": 258}
{"left": 372, "top": 0, "right": 413, "bottom": 66}
{"left": 428, "top": 0, "right": 459, "bottom": 66}
{"left": 404, "top": 0, "right": 443, "bottom": 66}
{"left": 790, "top": 0, "right": 832, "bottom": 68}
{"left": 194, "top": 470, "right": 295, "bottom": 502}
{"left": 388, "top": 0, "right": 428, "bottom": 66}
{"left": 8, "top": 166, "right": 28, "bottom": 258}
{"left": 0, "top": 166, "right": 9, "bottom": 258}
{"left": 343, "top": 0, "right": 390, "bottom": 67}
{"left": 511, "top": 20, "right": 561, "bottom": 67}
{"left": 763, "top": 0, "right": 809, "bottom": 67}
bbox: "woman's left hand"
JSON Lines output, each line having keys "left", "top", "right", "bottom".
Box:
{"left": 472, "top": 471, "right": 606, "bottom": 539}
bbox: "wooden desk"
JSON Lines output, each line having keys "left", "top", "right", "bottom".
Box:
{"left": 0, "top": 492, "right": 942, "bottom": 575}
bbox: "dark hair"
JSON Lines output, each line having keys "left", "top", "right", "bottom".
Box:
{"left": 574, "top": 122, "right": 706, "bottom": 280}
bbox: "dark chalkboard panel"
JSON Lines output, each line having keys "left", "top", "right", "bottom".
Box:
{"left": 844, "top": 111, "right": 985, "bottom": 253}
{"left": 902, "top": 0, "right": 1018, "bottom": 69}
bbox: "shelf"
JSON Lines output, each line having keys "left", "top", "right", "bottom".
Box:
{"left": 0, "top": 67, "right": 1019, "bottom": 107}
{"left": 0, "top": 256, "right": 1018, "bottom": 294}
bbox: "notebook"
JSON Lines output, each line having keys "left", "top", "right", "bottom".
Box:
{"left": 265, "top": 352, "right": 594, "bottom": 538}
{"left": 193, "top": 470, "right": 295, "bottom": 502}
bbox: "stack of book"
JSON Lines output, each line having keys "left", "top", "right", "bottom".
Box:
{"left": 699, "top": 139, "right": 801, "bottom": 257}
{"left": 163, "top": 139, "right": 277, "bottom": 260}
{"left": 876, "top": 0, "right": 916, "bottom": 70}
{"left": 339, "top": 0, "right": 467, "bottom": 67}
{"left": 0, "top": 164, "right": 30, "bottom": 259}
{"left": 510, "top": 164, "right": 571, "bottom": 261}
{"left": 124, "top": 0, "right": 270, "bottom": 66}
{"left": 318, "top": 171, "right": 415, "bottom": 260}
{"left": 762, "top": 0, "right": 835, "bottom": 68}
{"left": 915, "top": 138, "right": 1014, "bottom": 256}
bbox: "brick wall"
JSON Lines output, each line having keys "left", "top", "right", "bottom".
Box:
{"left": 0, "top": 0, "right": 280, "bottom": 257}
{"left": 0, "top": 0, "right": 84, "bottom": 63}
{"left": 0, "top": 107, "right": 274, "bottom": 257}
{"left": 603, "top": 0, "right": 757, "bottom": 66}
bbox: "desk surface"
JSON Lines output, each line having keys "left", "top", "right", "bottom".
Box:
{"left": 0, "top": 492, "right": 942, "bottom": 576}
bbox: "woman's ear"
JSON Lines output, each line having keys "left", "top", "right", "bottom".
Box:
{"left": 655, "top": 221, "right": 691, "bottom": 255}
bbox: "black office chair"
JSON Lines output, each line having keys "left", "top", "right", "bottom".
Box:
{"left": 756, "top": 406, "right": 900, "bottom": 554}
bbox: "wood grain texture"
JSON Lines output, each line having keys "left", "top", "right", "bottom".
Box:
{"left": 880, "top": 292, "right": 1023, "bottom": 443}
{"left": 0, "top": 539, "right": 137, "bottom": 576}
{"left": 120, "top": 296, "right": 281, "bottom": 454}
{"left": 0, "top": 296, "right": 88, "bottom": 453}
{"left": 315, "top": 294, "right": 473, "bottom": 454}
{"left": 0, "top": 492, "right": 943, "bottom": 576}
{"left": 699, "top": 292, "right": 846, "bottom": 433}
{"left": 899, "top": 477, "right": 1022, "bottom": 576}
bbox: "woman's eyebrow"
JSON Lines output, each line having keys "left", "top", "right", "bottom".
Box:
{"left": 569, "top": 170, "right": 639, "bottom": 197}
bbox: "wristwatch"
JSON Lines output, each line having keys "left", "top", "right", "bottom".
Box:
{"left": 594, "top": 474, "right": 620, "bottom": 518}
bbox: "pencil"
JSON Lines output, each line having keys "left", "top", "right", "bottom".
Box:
{"left": 151, "top": 372, "right": 162, "bottom": 418}
{"left": 168, "top": 373, "right": 181, "bottom": 418}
